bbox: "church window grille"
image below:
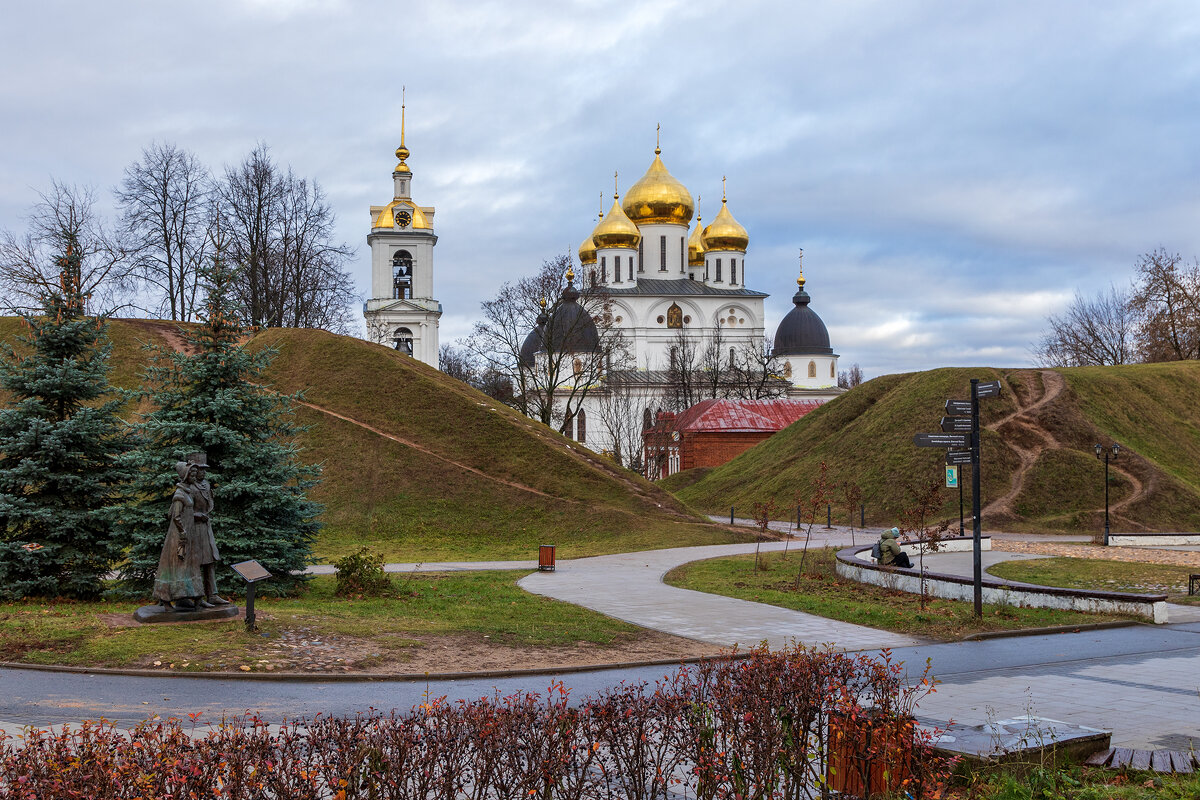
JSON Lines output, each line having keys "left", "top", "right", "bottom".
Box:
{"left": 600, "top": 257, "right": 606, "bottom": 282}
{"left": 716, "top": 258, "right": 722, "bottom": 281}
{"left": 639, "top": 240, "right": 644, "bottom": 272}
{"left": 731, "top": 259, "right": 737, "bottom": 284}
{"left": 643, "top": 407, "right": 652, "bottom": 429}
{"left": 577, "top": 409, "right": 587, "bottom": 444}
{"left": 729, "top": 347, "right": 735, "bottom": 367}
{"left": 659, "top": 236, "right": 667, "bottom": 271}
{"left": 392, "top": 250, "right": 413, "bottom": 299}
{"left": 831, "top": 362, "right": 836, "bottom": 378}
{"left": 614, "top": 255, "right": 620, "bottom": 280}
{"left": 628, "top": 258, "right": 633, "bottom": 281}
{"left": 808, "top": 360, "right": 817, "bottom": 378}
{"left": 680, "top": 238, "right": 685, "bottom": 272}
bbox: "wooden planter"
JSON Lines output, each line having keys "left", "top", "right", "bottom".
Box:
{"left": 826, "top": 713, "right": 915, "bottom": 798}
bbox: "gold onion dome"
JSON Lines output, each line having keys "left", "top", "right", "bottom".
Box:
{"left": 621, "top": 149, "right": 694, "bottom": 226}
{"left": 578, "top": 211, "right": 602, "bottom": 265}
{"left": 702, "top": 198, "right": 749, "bottom": 252}
{"left": 593, "top": 196, "right": 642, "bottom": 249}
{"left": 373, "top": 199, "right": 431, "bottom": 230}
{"left": 687, "top": 200, "right": 706, "bottom": 267}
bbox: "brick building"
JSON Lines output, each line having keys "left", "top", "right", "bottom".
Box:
{"left": 643, "top": 398, "right": 822, "bottom": 480}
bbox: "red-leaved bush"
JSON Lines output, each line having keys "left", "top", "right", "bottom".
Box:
{"left": 0, "top": 645, "right": 951, "bottom": 799}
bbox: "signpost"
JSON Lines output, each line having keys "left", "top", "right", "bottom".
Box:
{"left": 914, "top": 378, "right": 1002, "bottom": 617}
{"left": 231, "top": 559, "right": 272, "bottom": 632}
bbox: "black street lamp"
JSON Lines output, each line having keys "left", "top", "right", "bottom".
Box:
{"left": 1094, "top": 442, "right": 1120, "bottom": 546}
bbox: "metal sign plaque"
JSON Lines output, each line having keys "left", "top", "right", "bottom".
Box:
{"left": 231, "top": 560, "right": 272, "bottom": 583}
{"left": 946, "top": 466, "right": 959, "bottom": 488}
{"left": 945, "top": 449, "right": 973, "bottom": 465}
{"left": 913, "top": 433, "right": 969, "bottom": 448}
{"left": 945, "top": 399, "right": 972, "bottom": 415}
{"left": 940, "top": 416, "right": 973, "bottom": 433}
{"left": 975, "top": 380, "right": 1003, "bottom": 398}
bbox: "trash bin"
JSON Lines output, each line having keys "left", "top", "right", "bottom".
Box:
{"left": 538, "top": 544, "right": 556, "bottom": 572}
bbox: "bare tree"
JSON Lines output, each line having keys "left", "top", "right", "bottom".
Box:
{"left": 115, "top": 142, "right": 211, "bottom": 321}
{"left": 1130, "top": 248, "right": 1200, "bottom": 362}
{"left": 1034, "top": 284, "right": 1139, "bottom": 366}
{"left": 466, "top": 254, "right": 627, "bottom": 433}
{"left": 594, "top": 371, "right": 645, "bottom": 470}
{"left": 729, "top": 335, "right": 788, "bottom": 399}
{"left": 0, "top": 181, "right": 132, "bottom": 313}
{"left": 216, "top": 144, "right": 356, "bottom": 332}
{"left": 838, "top": 363, "right": 864, "bottom": 389}
{"left": 662, "top": 329, "right": 704, "bottom": 412}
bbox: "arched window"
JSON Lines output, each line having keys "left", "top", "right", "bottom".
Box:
{"left": 831, "top": 362, "right": 836, "bottom": 378}
{"left": 573, "top": 357, "right": 583, "bottom": 377}
{"left": 669, "top": 346, "right": 678, "bottom": 369}
{"left": 783, "top": 361, "right": 792, "bottom": 378}
{"left": 643, "top": 407, "right": 652, "bottom": 429}
{"left": 563, "top": 417, "right": 574, "bottom": 440}
{"left": 393, "top": 327, "right": 414, "bottom": 356}
{"left": 392, "top": 251, "right": 413, "bottom": 299}
{"left": 729, "top": 347, "right": 735, "bottom": 367}
{"left": 731, "top": 259, "right": 737, "bottom": 285}
{"left": 808, "top": 360, "right": 817, "bottom": 378}
{"left": 577, "top": 409, "right": 587, "bottom": 444}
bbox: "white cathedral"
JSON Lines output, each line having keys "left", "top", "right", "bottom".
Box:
{"left": 363, "top": 122, "right": 844, "bottom": 460}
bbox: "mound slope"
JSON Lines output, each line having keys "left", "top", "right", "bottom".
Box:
{"left": 675, "top": 364, "right": 1200, "bottom": 533}
{"left": 1, "top": 319, "right": 742, "bottom": 561}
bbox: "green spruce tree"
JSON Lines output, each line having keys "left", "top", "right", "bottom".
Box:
{"left": 0, "top": 238, "right": 131, "bottom": 600}
{"left": 118, "top": 255, "right": 321, "bottom": 596}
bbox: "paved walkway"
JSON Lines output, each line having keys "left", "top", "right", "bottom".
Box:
{"left": 518, "top": 541, "right": 921, "bottom": 651}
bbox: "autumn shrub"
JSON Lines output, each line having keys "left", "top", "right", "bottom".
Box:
{"left": 333, "top": 546, "right": 392, "bottom": 597}
{"left": 0, "top": 644, "right": 952, "bottom": 799}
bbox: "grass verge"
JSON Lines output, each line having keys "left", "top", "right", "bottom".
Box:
{"left": 989, "top": 556, "right": 1196, "bottom": 601}
{"left": 663, "top": 548, "right": 1131, "bottom": 640}
{"left": 0, "top": 572, "right": 645, "bottom": 672}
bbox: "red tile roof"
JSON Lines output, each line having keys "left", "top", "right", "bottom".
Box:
{"left": 671, "top": 398, "right": 822, "bottom": 433}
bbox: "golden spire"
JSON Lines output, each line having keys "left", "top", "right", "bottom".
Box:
{"left": 566, "top": 267, "right": 575, "bottom": 284}
{"left": 722, "top": 175, "right": 727, "bottom": 202}
{"left": 797, "top": 249, "right": 806, "bottom": 289}
{"left": 655, "top": 123, "right": 661, "bottom": 156}
{"left": 613, "top": 170, "right": 619, "bottom": 199}
{"left": 394, "top": 85, "right": 411, "bottom": 173}
{"left": 539, "top": 296, "right": 547, "bottom": 309}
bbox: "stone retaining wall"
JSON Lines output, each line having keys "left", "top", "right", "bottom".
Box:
{"left": 1109, "top": 533, "right": 1200, "bottom": 547}
{"left": 836, "top": 539, "right": 1168, "bottom": 624}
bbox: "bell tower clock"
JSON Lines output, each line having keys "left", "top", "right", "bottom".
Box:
{"left": 363, "top": 93, "right": 442, "bottom": 366}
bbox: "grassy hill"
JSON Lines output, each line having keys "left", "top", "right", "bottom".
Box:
{"left": 0, "top": 318, "right": 745, "bottom": 562}
{"left": 673, "top": 364, "right": 1200, "bottom": 534}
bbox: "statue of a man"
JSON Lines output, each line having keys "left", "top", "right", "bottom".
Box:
{"left": 187, "top": 452, "right": 229, "bottom": 607}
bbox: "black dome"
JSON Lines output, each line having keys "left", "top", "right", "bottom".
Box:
{"left": 773, "top": 285, "right": 832, "bottom": 355}
{"left": 542, "top": 283, "right": 601, "bottom": 354}
{"left": 519, "top": 323, "right": 544, "bottom": 367}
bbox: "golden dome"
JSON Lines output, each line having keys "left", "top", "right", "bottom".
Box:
{"left": 373, "top": 199, "right": 431, "bottom": 230}
{"left": 687, "top": 207, "right": 706, "bottom": 267}
{"left": 578, "top": 232, "right": 597, "bottom": 265}
{"left": 702, "top": 198, "right": 748, "bottom": 251}
{"left": 593, "top": 197, "right": 641, "bottom": 249}
{"left": 621, "top": 151, "right": 693, "bottom": 226}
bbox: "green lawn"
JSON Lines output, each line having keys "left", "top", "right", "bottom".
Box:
{"left": 988, "top": 556, "right": 1196, "bottom": 600}
{"left": 0, "top": 572, "right": 645, "bottom": 672}
{"left": 664, "top": 548, "right": 1131, "bottom": 640}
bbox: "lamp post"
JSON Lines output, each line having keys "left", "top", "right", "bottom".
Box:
{"left": 1094, "top": 443, "right": 1120, "bottom": 546}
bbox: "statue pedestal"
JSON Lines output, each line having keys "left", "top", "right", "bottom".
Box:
{"left": 133, "top": 604, "right": 241, "bottom": 624}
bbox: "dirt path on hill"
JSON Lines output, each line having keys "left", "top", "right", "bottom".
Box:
{"left": 982, "top": 370, "right": 1150, "bottom": 527}
{"left": 295, "top": 400, "right": 562, "bottom": 501}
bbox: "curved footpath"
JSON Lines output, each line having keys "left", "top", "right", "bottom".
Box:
{"left": 3, "top": 528, "right": 1200, "bottom": 749}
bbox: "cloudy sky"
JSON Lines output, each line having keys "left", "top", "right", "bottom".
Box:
{"left": 3, "top": 0, "right": 1199, "bottom": 378}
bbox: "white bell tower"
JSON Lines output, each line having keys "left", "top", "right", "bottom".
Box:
{"left": 363, "top": 93, "right": 442, "bottom": 366}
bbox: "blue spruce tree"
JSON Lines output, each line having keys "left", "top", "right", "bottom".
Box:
{"left": 0, "top": 238, "right": 132, "bottom": 600}
{"left": 118, "top": 255, "right": 320, "bottom": 596}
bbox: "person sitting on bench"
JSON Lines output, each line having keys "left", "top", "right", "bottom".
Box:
{"left": 878, "top": 528, "right": 913, "bottom": 569}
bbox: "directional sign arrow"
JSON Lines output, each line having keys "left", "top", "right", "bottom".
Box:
{"left": 945, "top": 399, "right": 972, "bottom": 415}
{"left": 945, "top": 449, "right": 973, "bottom": 465}
{"left": 940, "top": 416, "right": 973, "bottom": 433}
{"left": 913, "top": 433, "right": 969, "bottom": 448}
{"left": 975, "top": 380, "right": 1003, "bottom": 398}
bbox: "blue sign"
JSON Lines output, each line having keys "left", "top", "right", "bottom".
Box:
{"left": 946, "top": 466, "right": 959, "bottom": 488}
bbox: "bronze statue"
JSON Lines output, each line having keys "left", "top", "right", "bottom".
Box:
{"left": 151, "top": 461, "right": 204, "bottom": 609}
{"left": 187, "top": 452, "right": 229, "bottom": 607}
